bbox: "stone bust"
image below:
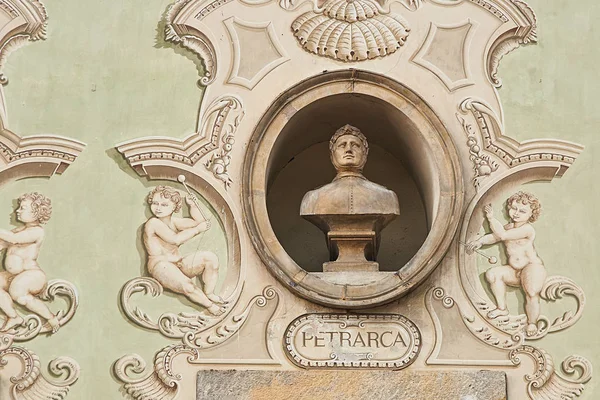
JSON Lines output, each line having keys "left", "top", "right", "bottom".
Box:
{"left": 300, "top": 124, "right": 400, "bottom": 272}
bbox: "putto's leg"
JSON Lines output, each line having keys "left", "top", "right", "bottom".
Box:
{"left": 151, "top": 261, "right": 225, "bottom": 315}
{"left": 9, "top": 271, "right": 59, "bottom": 332}
{"left": 485, "top": 265, "right": 519, "bottom": 318}
{"left": 521, "top": 263, "right": 547, "bottom": 336}
{"left": 181, "top": 251, "right": 225, "bottom": 304}
{"left": 0, "top": 272, "right": 22, "bottom": 331}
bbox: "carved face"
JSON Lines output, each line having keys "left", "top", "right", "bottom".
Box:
{"left": 16, "top": 199, "right": 37, "bottom": 223}
{"left": 331, "top": 134, "right": 367, "bottom": 171}
{"left": 508, "top": 200, "right": 533, "bottom": 224}
{"left": 150, "top": 194, "right": 176, "bottom": 218}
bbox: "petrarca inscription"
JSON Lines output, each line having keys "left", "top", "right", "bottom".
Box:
{"left": 301, "top": 330, "right": 409, "bottom": 349}
{"left": 285, "top": 314, "right": 421, "bottom": 369}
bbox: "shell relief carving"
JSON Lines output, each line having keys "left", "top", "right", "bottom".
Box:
{"left": 291, "top": 0, "right": 410, "bottom": 61}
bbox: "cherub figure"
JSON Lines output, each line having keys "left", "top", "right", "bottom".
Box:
{"left": 0, "top": 193, "right": 60, "bottom": 333}
{"left": 143, "top": 186, "right": 226, "bottom": 316}
{"left": 466, "top": 191, "right": 546, "bottom": 336}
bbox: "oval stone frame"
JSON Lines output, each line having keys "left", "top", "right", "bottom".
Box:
{"left": 242, "top": 70, "right": 464, "bottom": 308}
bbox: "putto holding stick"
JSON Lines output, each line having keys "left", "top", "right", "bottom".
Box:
{"left": 143, "top": 182, "right": 226, "bottom": 316}
{"left": 467, "top": 191, "right": 546, "bottom": 336}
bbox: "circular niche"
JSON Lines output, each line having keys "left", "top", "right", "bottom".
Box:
{"left": 243, "top": 70, "right": 464, "bottom": 308}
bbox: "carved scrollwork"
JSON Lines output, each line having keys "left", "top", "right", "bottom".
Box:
{"left": 427, "top": 287, "right": 523, "bottom": 353}
{"left": 0, "top": 0, "right": 48, "bottom": 85}
{"left": 0, "top": 343, "right": 80, "bottom": 399}
{"left": 510, "top": 345, "right": 592, "bottom": 399}
{"left": 114, "top": 344, "right": 200, "bottom": 400}
{"left": 530, "top": 276, "right": 585, "bottom": 339}
{"left": 183, "top": 286, "right": 280, "bottom": 348}
{"left": 165, "top": 0, "right": 218, "bottom": 86}
{"left": 121, "top": 278, "right": 280, "bottom": 349}
{"left": 120, "top": 277, "right": 226, "bottom": 337}
{"left": 487, "top": 0, "right": 537, "bottom": 87}
{"left": 477, "top": 276, "right": 586, "bottom": 340}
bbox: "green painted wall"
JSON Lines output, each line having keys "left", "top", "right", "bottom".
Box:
{"left": 0, "top": 0, "right": 598, "bottom": 398}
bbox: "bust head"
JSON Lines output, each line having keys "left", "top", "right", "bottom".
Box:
{"left": 329, "top": 124, "right": 369, "bottom": 173}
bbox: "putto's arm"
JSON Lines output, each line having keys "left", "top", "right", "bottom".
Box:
{"left": 148, "top": 220, "right": 204, "bottom": 246}
{"left": 187, "top": 196, "right": 205, "bottom": 223}
{"left": 479, "top": 234, "right": 499, "bottom": 246}
{"left": 175, "top": 196, "right": 210, "bottom": 230}
{"left": 489, "top": 223, "right": 532, "bottom": 241}
{"left": 0, "top": 228, "right": 42, "bottom": 245}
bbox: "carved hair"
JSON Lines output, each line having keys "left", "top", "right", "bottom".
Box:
{"left": 147, "top": 186, "right": 182, "bottom": 213}
{"left": 507, "top": 191, "right": 541, "bottom": 223}
{"left": 19, "top": 192, "right": 52, "bottom": 224}
{"left": 329, "top": 124, "right": 369, "bottom": 155}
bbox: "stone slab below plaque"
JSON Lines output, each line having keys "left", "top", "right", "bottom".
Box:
{"left": 196, "top": 370, "right": 507, "bottom": 400}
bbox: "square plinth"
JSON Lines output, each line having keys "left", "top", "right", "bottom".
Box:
{"left": 196, "top": 370, "right": 507, "bottom": 400}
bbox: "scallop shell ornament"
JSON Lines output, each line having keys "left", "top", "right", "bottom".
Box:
{"left": 291, "top": 0, "right": 410, "bottom": 61}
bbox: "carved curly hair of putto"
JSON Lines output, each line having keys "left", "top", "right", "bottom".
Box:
{"left": 19, "top": 192, "right": 52, "bottom": 224}
{"left": 329, "top": 124, "right": 369, "bottom": 155}
{"left": 507, "top": 191, "right": 541, "bottom": 223}
{"left": 147, "top": 186, "right": 182, "bottom": 213}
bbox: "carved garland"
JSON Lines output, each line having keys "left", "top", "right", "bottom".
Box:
{"left": 456, "top": 113, "right": 499, "bottom": 189}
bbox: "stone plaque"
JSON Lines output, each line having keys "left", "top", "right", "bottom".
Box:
{"left": 284, "top": 314, "right": 421, "bottom": 369}
{"left": 196, "top": 370, "right": 507, "bottom": 400}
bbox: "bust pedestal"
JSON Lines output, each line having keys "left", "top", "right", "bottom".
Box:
{"left": 324, "top": 230, "right": 378, "bottom": 272}
{"left": 302, "top": 213, "right": 397, "bottom": 273}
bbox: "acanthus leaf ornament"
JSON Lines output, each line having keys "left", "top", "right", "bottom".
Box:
{"left": 165, "top": 0, "right": 217, "bottom": 86}
{"left": 509, "top": 345, "right": 592, "bottom": 400}
{"left": 0, "top": 337, "right": 80, "bottom": 400}
{"left": 114, "top": 345, "right": 200, "bottom": 400}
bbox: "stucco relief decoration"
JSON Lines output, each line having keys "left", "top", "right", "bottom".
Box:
{"left": 291, "top": 0, "right": 410, "bottom": 61}
{"left": 0, "top": 0, "right": 47, "bottom": 86}
{"left": 411, "top": 21, "right": 477, "bottom": 92}
{"left": 0, "top": 1, "right": 84, "bottom": 398}
{"left": 223, "top": 17, "right": 290, "bottom": 90}
{"left": 118, "top": 94, "right": 244, "bottom": 188}
{"left": 112, "top": 0, "right": 595, "bottom": 397}
{"left": 466, "top": 192, "right": 585, "bottom": 339}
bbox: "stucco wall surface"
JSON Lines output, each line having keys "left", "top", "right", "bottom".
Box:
{"left": 0, "top": 0, "right": 597, "bottom": 398}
